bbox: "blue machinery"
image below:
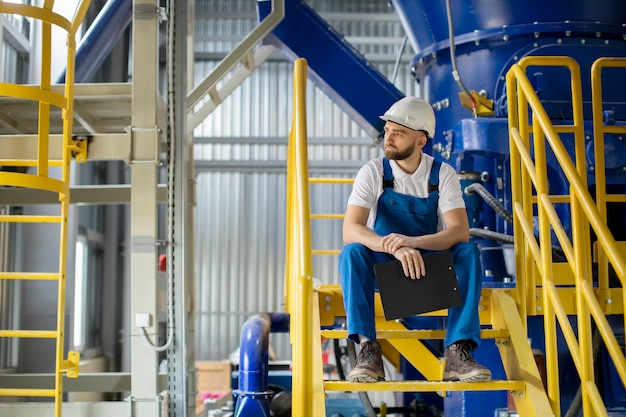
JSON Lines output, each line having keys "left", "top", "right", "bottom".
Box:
{"left": 239, "top": 0, "right": 626, "bottom": 416}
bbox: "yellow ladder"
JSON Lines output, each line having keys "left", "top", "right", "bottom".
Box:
{"left": 0, "top": 2, "right": 91, "bottom": 416}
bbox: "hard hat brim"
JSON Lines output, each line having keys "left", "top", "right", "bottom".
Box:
{"left": 379, "top": 115, "right": 431, "bottom": 137}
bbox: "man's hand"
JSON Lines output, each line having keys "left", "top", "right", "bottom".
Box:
{"left": 392, "top": 246, "right": 425, "bottom": 280}
{"left": 381, "top": 233, "right": 414, "bottom": 254}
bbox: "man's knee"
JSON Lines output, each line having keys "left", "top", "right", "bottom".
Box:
{"left": 339, "top": 242, "right": 371, "bottom": 264}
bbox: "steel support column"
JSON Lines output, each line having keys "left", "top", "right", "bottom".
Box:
{"left": 168, "top": 0, "right": 195, "bottom": 416}
{"left": 130, "top": 1, "right": 162, "bottom": 416}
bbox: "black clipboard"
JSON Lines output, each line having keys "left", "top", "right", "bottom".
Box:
{"left": 373, "top": 250, "right": 462, "bottom": 320}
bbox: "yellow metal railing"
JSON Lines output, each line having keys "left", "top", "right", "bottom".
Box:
{"left": 308, "top": 177, "right": 353, "bottom": 256}
{"left": 0, "top": 2, "right": 91, "bottom": 416}
{"left": 284, "top": 58, "right": 325, "bottom": 416}
{"left": 507, "top": 56, "right": 626, "bottom": 417}
{"left": 591, "top": 58, "right": 626, "bottom": 305}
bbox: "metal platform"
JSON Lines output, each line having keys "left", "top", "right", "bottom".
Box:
{"left": 0, "top": 83, "right": 165, "bottom": 137}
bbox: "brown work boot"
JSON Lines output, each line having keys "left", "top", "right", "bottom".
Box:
{"left": 443, "top": 340, "right": 492, "bottom": 382}
{"left": 348, "top": 340, "right": 385, "bottom": 382}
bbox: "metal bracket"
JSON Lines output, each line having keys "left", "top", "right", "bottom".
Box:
{"left": 135, "top": 3, "right": 160, "bottom": 19}
{"left": 125, "top": 125, "right": 162, "bottom": 165}
{"left": 128, "top": 394, "right": 167, "bottom": 417}
{"left": 157, "top": 6, "right": 168, "bottom": 23}
{"left": 60, "top": 351, "right": 81, "bottom": 378}
{"left": 459, "top": 90, "right": 495, "bottom": 116}
{"left": 134, "top": 5, "right": 168, "bottom": 24}
{"left": 70, "top": 135, "right": 91, "bottom": 163}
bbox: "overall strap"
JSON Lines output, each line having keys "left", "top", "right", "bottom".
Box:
{"left": 382, "top": 158, "right": 394, "bottom": 189}
{"left": 428, "top": 159, "right": 441, "bottom": 194}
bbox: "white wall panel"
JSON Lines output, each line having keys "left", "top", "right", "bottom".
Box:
{"left": 193, "top": 0, "right": 416, "bottom": 363}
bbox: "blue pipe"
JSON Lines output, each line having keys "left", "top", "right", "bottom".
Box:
{"left": 233, "top": 313, "right": 290, "bottom": 417}
{"left": 56, "top": 0, "right": 132, "bottom": 83}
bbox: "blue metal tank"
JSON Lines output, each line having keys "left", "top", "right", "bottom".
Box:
{"left": 391, "top": 0, "right": 626, "bottom": 126}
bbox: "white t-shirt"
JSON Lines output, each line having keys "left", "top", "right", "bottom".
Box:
{"left": 347, "top": 154, "right": 465, "bottom": 231}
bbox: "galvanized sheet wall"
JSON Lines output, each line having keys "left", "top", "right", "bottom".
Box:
{"left": 194, "top": 0, "right": 417, "bottom": 363}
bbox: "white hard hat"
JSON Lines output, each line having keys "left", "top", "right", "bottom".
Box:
{"left": 379, "top": 97, "right": 436, "bottom": 137}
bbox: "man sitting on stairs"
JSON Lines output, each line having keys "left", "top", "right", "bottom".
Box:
{"left": 339, "top": 96, "right": 492, "bottom": 383}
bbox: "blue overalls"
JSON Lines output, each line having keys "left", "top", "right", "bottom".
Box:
{"left": 339, "top": 157, "right": 483, "bottom": 348}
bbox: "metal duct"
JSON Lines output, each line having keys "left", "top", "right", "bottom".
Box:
{"left": 56, "top": 0, "right": 132, "bottom": 83}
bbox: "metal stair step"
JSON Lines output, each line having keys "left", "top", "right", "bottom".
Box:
{"left": 324, "top": 379, "right": 525, "bottom": 393}
{"left": 321, "top": 328, "right": 509, "bottom": 340}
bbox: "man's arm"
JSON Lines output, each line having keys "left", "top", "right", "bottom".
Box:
{"left": 342, "top": 204, "right": 387, "bottom": 253}
{"left": 381, "top": 207, "right": 470, "bottom": 253}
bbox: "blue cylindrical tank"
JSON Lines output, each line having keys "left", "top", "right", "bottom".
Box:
{"left": 390, "top": 0, "right": 626, "bottom": 136}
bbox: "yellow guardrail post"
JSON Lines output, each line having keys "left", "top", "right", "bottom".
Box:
{"left": 286, "top": 58, "right": 325, "bottom": 416}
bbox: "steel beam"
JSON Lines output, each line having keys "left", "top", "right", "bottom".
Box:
{"left": 0, "top": 372, "right": 166, "bottom": 392}
{"left": 0, "top": 185, "right": 167, "bottom": 205}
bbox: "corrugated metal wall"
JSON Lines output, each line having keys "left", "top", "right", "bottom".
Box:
{"left": 194, "top": 0, "right": 417, "bottom": 362}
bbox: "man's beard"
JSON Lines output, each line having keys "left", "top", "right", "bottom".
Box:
{"left": 384, "top": 142, "right": 415, "bottom": 160}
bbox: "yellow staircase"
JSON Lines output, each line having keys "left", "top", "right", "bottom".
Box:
{"left": 284, "top": 57, "right": 626, "bottom": 416}
{"left": 0, "top": 2, "right": 91, "bottom": 416}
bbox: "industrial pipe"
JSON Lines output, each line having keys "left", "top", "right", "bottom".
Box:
{"left": 465, "top": 182, "right": 513, "bottom": 224}
{"left": 469, "top": 228, "right": 514, "bottom": 244}
{"left": 233, "top": 313, "right": 290, "bottom": 417}
{"left": 56, "top": 0, "right": 132, "bottom": 83}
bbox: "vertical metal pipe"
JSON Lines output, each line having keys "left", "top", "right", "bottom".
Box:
{"left": 233, "top": 313, "right": 273, "bottom": 417}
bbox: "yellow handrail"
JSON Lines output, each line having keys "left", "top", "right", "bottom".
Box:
{"left": 285, "top": 58, "right": 323, "bottom": 416}
{"left": 507, "top": 56, "right": 626, "bottom": 417}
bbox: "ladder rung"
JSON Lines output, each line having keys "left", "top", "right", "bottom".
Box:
{"left": 324, "top": 379, "right": 525, "bottom": 393}
{"left": 0, "top": 215, "right": 62, "bottom": 223}
{"left": 0, "top": 160, "right": 64, "bottom": 167}
{"left": 312, "top": 249, "right": 341, "bottom": 256}
{"left": 321, "top": 328, "right": 509, "bottom": 340}
{"left": 309, "top": 178, "right": 354, "bottom": 184}
{"left": 310, "top": 214, "right": 344, "bottom": 219}
{"left": 0, "top": 330, "right": 58, "bottom": 338}
{"left": 0, "top": 388, "right": 57, "bottom": 397}
{"left": 0, "top": 272, "right": 59, "bottom": 280}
